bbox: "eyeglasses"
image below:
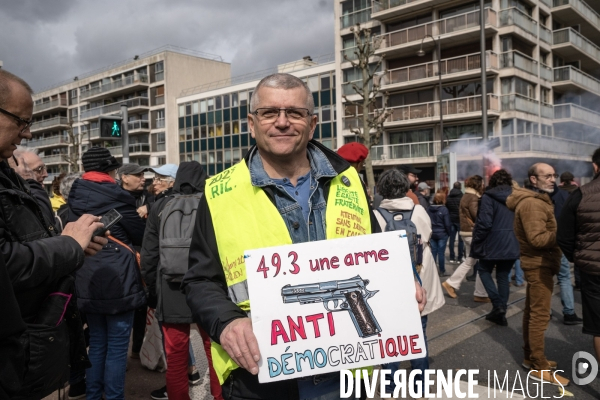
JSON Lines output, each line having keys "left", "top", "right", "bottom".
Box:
{"left": 535, "top": 174, "right": 559, "bottom": 180}
{"left": 0, "top": 107, "right": 33, "bottom": 134}
{"left": 252, "top": 108, "right": 311, "bottom": 123}
{"left": 32, "top": 165, "right": 47, "bottom": 174}
{"left": 153, "top": 176, "right": 172, "bottom": 182}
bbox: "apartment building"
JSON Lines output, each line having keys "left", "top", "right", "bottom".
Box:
{"left": 176, "top": 56, "right": 337, "bottom": 176}
{"left": 335, "top": 0, "right": 600, "bottom": 183}
{"left": 26, "top": 46, "right": 230, "bottom": 185}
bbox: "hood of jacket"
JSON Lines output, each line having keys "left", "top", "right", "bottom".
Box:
{"left": 484, "top": 184, "right": 512, "bottom": 205}
{"left": 506, "top": 186, "right": 552, "bottom": 211}
{"left": 464, "top": 187, "right": 481, "bottom": 198}
{"left": 69, "top": 178, "right": 136, "bottom": 216}
{"left": 448, "top": 188, "right": 463, "bottom": 198}
{"left": 173, "top": 161, "right": 207, "bottom": 195}
{"left": 379, "top": 197, "right": 415, "bottom": 212}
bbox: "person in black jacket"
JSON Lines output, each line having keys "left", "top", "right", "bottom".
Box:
{"left": 558, "top": 147, "right": 600, "bottom": 365}
{"left": 427, "top": 191, "right": 452, "bottom": 275}
{"left": 550, "top": 180, "right": 583, "bottom": 325}
{"left": 471, "top": 170, "right": 520, "bottom": 326}
{"left": 142, "top": 162, "right": 223, "bottom": 400}
{"left": 0, "top": 69, "right": 106, "bottom": 398}
{"left": 68, "top": 147, "right": 146, "bottom": 400}
{"left": 446, "top": 182, "right": 464, "bottom": 263}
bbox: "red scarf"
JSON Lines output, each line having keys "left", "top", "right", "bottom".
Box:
{"left": 82, "top": 171, "right": 116, "bottom": 184}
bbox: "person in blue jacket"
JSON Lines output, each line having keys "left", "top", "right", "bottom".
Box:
{"left": 68, "top": 147, "right": 146, "bottom": 400}
{"left": 471, "top": 169, "right": 520, "bottom": 326}
{"left": 427, "top": 191, "right": 453, "bottom": 275}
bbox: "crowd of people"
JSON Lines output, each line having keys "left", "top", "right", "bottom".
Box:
{"left": 0, "top": 67, "right": 599, "bottom": 400}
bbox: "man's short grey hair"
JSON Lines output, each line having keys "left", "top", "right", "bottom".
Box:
{"left": 60, "top": 172, "right": 82, "bottom": 200}
{"left": 14, "top": 145, "right": 39, "bottom": 155}
{"left": 376, "top": 169, "right": 410, "bottom": 200}
{"left": 0, "top": 69, "right": 33, "bottom": 109}
{"left": 250, "top": 73, "right": 314, "bottom": 114}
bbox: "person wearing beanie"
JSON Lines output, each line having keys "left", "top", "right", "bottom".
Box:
{"left": 67, "top": 147, "right": 147, "bottom": 399}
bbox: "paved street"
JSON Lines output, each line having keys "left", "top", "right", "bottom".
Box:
{"left": 45, "top": 262, "right": 599, "bottom": 400}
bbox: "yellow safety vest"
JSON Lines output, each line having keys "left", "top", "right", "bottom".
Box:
{"left": 205, "top": 158, "right": 371, "bottom": 384}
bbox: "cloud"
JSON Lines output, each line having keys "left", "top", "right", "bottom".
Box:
{"left": 0, "top": 0, "right": 335, "bottom": 92}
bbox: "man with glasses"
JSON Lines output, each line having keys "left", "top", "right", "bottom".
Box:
{"left": 0, "top": 69, "right": 107, "bottom": 397}
{"left": 506, "top": 163, "right": 569, "bottom": 386}
{"left": 182, "top": 73, "right": 426, "bottom": 400}
{"left": 9, "top": 147, "right": 55, "bottom": 228}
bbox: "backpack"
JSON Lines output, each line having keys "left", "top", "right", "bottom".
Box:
{"left": 158, "top": 193, "right": 203, "bottom": 282}
{"left": 376, "top": 208, "right": 423, "bottom": 271}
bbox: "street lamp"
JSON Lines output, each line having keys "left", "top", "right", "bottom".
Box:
{"left": 417, "top": 35, "right": 445, "bottom": 153}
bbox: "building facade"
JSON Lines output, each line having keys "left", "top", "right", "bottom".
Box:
{"left": 26, "top": 46, "right": 230, "bottom": 186}
{"left": 176, "top": 57, "right": 337, "bottom": 176}
{"left": 335, "top": 0, "right": 600, "bottom": 184}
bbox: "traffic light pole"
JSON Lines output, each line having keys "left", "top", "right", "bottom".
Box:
{"left": 121, "top": 105, "right": 129, "bottom": 164}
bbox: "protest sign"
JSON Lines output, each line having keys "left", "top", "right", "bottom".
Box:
{"left": 244, "top": 231, "right": 425, "bottom": 383}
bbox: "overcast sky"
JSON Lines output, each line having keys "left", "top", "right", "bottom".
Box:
{"left": 0, "top": 0, "right": 335, "bottom": 92}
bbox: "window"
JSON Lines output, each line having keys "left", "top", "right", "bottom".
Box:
{"left": 321, "top": 75, "right": 331, "bottom": 90}
{"left": 232, "top": 93, "right": 239, "bottom": 107}
{"left": 321, "top": 106, "right": 332, "bottom": 122}
{"left": 223, "top": 94, "right": 230, "bottom": 108}
{"left": 239, "top": 91, "right": 248, "bottom": 106}
{"left": 390, "top": 129, "right": 433, "bottom": 144}
{"left": 185, "top": 103, "right": 192, "bottom": 115}
{"left": 70, "top": 89, "right": 78, "bottom": 98}
{"left": 501, "top": 77, "right": 535, "bottom": 98}
{"left": 157, "top": 156, "right": 166, "bottom": 165}
{"left": 156, "top": 132, "right": 166, "bottom": 152}
{"left": 179, "top": 105, "right": 185, "bottom": 117}
{"left": 208, "top": 98, "right": 214, "bottom": 111}
{"left": 200, "top": 100, "right": 207, "bottom": 113}
{"left": 389, "top": 89, "right": 434, "bottom": 106}
{"left": 307, "top": 76, "right": 319, "bottom": 92}
{"left": 501, "top": 119, "right": 514, "bottom": 135}
{"left": 192, "top": 101, "right": 199, "bottom": 114}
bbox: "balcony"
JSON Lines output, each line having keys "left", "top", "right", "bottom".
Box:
{"left": 552, "top": 0, "right": 600, "bottom": 42}
{"left": 33, "top": 98, "right": 68, "bottom": 115}
{"left": 381, "top": 51, "right": 498, "bottom": 92}
{"left": 501, "top": 94, "right": 554, "bottom": 118}
{"left": 499, "top": 51, "right": 553, "bottom": 81}
{"left": 554, "top": 103, "right": 600, "bottom": 126}
{"left": 500, "top": 133, "right": 595, "bottom": 157}
{"left": 371, "top": 142, "right": 435, "bottom": 161}
{"left": 88, "top": 128, "right": 100, "bottom": 140}
{"left": 80, "top": 97, "right": 149, "bottom": 121}
{"left": 23, "top": 135, "right": 70, "bottom": 149}
{"left": 129, "top": 143, "right": 151, "bottom": 154}
{"left": 385, "top": 94, "right": 500, "bottom": 128}
{"left": 340, "top": 8, "right": 371, "bottom": 29}
{"left": 155, "top": 119, "right": 166, "bottom": 129}
{"left": 540, "top": 25, "right": 552, "bottom": 45}
{"left": 553, "top": 66, "right": 600, "bottom": 97}
{"left": 107, "top": 147, "right": 122, "bottom": 156}
{"left": 80, "top": 73, "right": 149, "bottom": 101}
{"left": 127, "top": 120, "right": 150, "bottom": 132}
{"left": 553, "top": 28, "right": 600, "bottom": 70}
{"left": 30, "top": 117, "right": 70, "bottom": 132}
{"left": 342, "top": 80, "right": 374, "bottom": 96}
{"left": 376, "top": 9, "right": 497, "bottom": 59}
{"left": 40, "top": 154, "right": 68, "bottom": 164}
{"left": 371, "top": 0, "right": 449, "bottom": 22}
{"left": 498, "top": 8, "right": 538, "bottom": 40}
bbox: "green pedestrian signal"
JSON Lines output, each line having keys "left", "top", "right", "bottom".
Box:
{"left": 99, "top": 116, "right": 123, "bottom": 138}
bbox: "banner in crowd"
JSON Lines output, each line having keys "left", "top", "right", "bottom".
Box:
{"left": 245, "top": 231, "right": 425, "bottom": 383}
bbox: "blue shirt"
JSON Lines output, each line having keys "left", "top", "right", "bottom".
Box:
{"left": 272, "top": 171, "right": 313, "bottom": 223}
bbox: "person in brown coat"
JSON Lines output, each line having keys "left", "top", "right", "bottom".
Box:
{"left": 442, "top": 175, "right": 489, "bottom": 301}
{"left": 506, "top": 162, "right": 569, "bottom": 387}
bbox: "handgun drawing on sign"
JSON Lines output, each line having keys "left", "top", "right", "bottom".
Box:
{"left": 281, "top": 275, "right": 381, "bottom": 338}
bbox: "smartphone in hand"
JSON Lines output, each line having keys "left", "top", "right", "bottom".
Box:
{"left": 92, "top": 209, "right": 123, "bottom": 237}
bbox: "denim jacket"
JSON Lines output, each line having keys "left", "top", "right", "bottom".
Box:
{"left": 248, "top": 142, "right": 338, "bottom": 244}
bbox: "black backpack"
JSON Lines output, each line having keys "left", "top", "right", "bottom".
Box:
{"left": 158, "top": 193, "right": 203, "bottom": 282}
{"left": 376, "top": 208, "right": 423, "bottom": 270}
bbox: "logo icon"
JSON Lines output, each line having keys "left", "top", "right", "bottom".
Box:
{"left": 572, "top": 351, "right": 598, "bottom": 385}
